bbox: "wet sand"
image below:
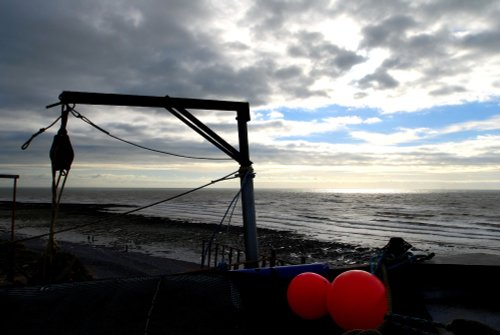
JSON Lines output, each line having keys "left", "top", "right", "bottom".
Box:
{"left": 1, "top": 202, "right": 382, "bottom": 281}
{"left": 10, "top": 201, "right": 500, "bottom": 282}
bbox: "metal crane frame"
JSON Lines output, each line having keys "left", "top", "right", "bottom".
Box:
{"left": 52, "top": 91, "right": 259, "bottom": 267}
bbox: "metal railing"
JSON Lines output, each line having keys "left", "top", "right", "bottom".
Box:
{"left": 200, "top": 240, "right": 305, "bottom": 269}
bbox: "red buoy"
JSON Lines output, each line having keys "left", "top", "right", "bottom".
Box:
{"left": 326, "top": 269, "right": 388, "bottom": 330}
{"left": 286, "top": 272, "right": 330, "bottom": 320}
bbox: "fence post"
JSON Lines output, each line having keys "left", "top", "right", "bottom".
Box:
{"left": 1, "top": 174, "right": 19, "bottom": 283}
{"left": 270, "top": 249, "right": 276, "bottom": 267}
{"left": 200, "top": 240, "right": 206, "bottom": 267}
{"left": 214, "top": 244, "right": 219, "bottom": 267}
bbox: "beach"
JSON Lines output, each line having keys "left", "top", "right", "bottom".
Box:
{"left": 3, "top": 199, "right": 500, "bottom": 285}
{"left": 1, "top": 202, "right": 380, "bottom": 284}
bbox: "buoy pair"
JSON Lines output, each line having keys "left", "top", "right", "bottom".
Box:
{"left": 286, "top": 270, "right": 388, "bottom": 331}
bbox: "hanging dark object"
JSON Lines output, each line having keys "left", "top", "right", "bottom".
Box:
{"left": 46, "top": 105, "right": 74, "bottom": 267}
{"left": 50, "top": 106, "right": 74, "bottom": 174}
{"left": 49, "top": 129, "right": 74, "bottom": 173}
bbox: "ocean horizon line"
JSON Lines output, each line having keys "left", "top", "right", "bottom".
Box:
{"left": 2, "top": 185, "right": 500, "bottom": 193}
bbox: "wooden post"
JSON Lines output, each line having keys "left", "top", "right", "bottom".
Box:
{"left": 236, "top": 250, "right": 241, "bottom": 270}
{"left": 214, "top": 244, "right": 219, "bottom": 267}
{"left": 270, "top": 249, "right": 276, "bottom": 267}
{"left": 11, "top": 176, "right": 18, "bottom": 242}
{"left": 0, "top": 174, "right": 19, "bottom": 282}
{"left": 0, "top": 174, "right": 19, "bottom": 241}
{"left": 201, "top": 240, "right": 206, "bottom": 267}
{"left": 228, "top": 247, "right": 233, "bottom": 266}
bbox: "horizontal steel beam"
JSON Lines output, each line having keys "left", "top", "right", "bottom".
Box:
{"left": 58, "top": 91, "right": 250, "bottom": 120}
{"left": 0, "top": 174, "right": 19, "bottom": 179}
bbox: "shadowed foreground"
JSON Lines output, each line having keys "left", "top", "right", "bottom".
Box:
{"left": 1, "top": 256, "right": 500, "bottom": 335}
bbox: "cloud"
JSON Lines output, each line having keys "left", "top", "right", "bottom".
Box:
{"left": 357, "top": 68, "right": 399, "bottom": 90}
{"left": 249, "top": 114, "right": 380, "bottom": 143}
{"left": 348, "top": 114, "right": 500, "bottom": 146}
{"left": 287, "top": 31, "right": 367, "bottom": 76}
{"left": 361, "top": 15, "right": 417, "bottom": 48}
{"left": 2, "top": 0, "right": 499, "bottom": 112}
{"left": 350, "top": 128, "right": 428, "bottom": 146}
{"left": 441, "top": 115, "right": 500, "bottom": 133}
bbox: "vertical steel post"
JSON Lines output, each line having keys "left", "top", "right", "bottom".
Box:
{"left": 237, "top": 104, "right": 259, "bottom": 268}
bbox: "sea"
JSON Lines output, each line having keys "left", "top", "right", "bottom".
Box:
{"left": 1, "top": 187, "right": 500, "bottom": 257}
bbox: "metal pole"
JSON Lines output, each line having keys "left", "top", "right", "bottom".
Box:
{"left": 237, "top": 105, "right": 259, "bottom": 268}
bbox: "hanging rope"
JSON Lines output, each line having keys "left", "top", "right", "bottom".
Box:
{"left": 21, "top": 116, "right": 62, "bottom": 150}
{"left": 144, "top": 276, "right": 163, "bottom": 335}
{"left": 46, "top": 104, "right": 74, "bottom": 253}
{"left": 202, "top": 187, "right": 242, "bottom": 267}
{"left": 201, "top": 169, "right": 253, "bottom": 268}
{"left": 23, "top": 105, "right": 232, "bottom": 161}
{"left": 67, "top": 106, "right": 232, "bottom": 161}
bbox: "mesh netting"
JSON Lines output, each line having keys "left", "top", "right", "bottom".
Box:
{"left": 4, "top": 261, "right": 496, "bottom": 335}
{"left": 1, "top": 271, "right": 244, "bottom": 335}
{"left": 0, "top": 265, "right": 347, "bottom": 334}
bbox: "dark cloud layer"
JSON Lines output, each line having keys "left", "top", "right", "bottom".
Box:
{"left": 1, "top": 0, "right": 499, "bottom": 110}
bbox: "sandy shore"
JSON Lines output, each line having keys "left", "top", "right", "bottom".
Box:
{"left": 1, "top": 202, "right": 384, "bottom": 281}
{"left": 3, "top": 201, "right": 500, "bottom": 284}
{"left": 3, "top": 235, "right": 201, "bottom": 278}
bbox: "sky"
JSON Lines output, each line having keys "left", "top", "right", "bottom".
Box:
{"left": 1, "top": 0, "right": 500, "bottom": 190}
